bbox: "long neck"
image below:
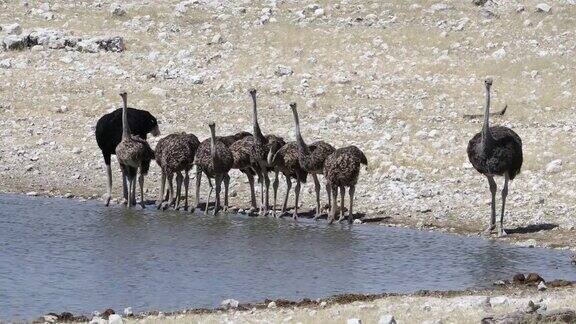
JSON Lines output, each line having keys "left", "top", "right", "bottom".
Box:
{"left": 210, "top": 127, "right": 216, "bottom": 162}
{"left": 251, "top": 93, "right": 265, "bottom": 141}
{"left": 480, "top": 85, "right": 493, "bottom": 149}
{"left": 121, "top": 95, "right": 130, "bottom": 139}
{"left": 292, "top": 107, "right": 310, "bottom": 155}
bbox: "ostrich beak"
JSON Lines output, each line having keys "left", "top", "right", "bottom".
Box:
{"left": 151, "top": 125, "right": 161, "bottom": 137}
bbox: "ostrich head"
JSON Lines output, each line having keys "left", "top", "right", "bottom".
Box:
{"left": 248, "top": 88, "right": 257, "bottom": 96}
{"left": 289, "top": 102, "right": 297, "bottom": 111}
{"left": 119, "top": 91, "right": 127, "bottom": 99}
{"left": 484, "top": 77, "right": 493, "bottom": 88}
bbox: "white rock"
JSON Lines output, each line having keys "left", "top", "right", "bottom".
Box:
{"left": 210, "top": 34, "right": 223, "bottom": 44}
{"left": 0, "top": 58, "right": 12, "bottom": 69}
{"left": 150, "top": 87, "right": 168, "bottom": 98}
{"left": 275, "top": 65, "right": 293, "bottom": 77}
{"left": 110, "top": 3, "right": 126, "bottom": 16}
{"left": 123, "top": 307, "right": 133, "bottom": 316}
{"left": 314, "top": 8, "right": 325, "bottom": 17}
{"left": 72, "top": 147, "right": 82, "bottom": 154}
{"left": 535, "top": 3, "right": 551, "bottom": 13}
{"left": 221, "top": 298, "right": 239, "bottom": 309}
{"left": 489, "top": 296, "right": 509, "bottom": 306}
{"left": 44, "top": 315, "right": 58, "bottom": 323}
{"left": 545, "top": 159, "right": 562, "bottom": 173}
{"left": 353, "top": 219, "right": 362, "bottom": 224}
{"left": 431, "top": 3, "right": 452, "bottom": 12}
{"left": 268, "top": 301, "right": 277, "bottom": 308}
{"left": 537, "top": 281, "right": 547, "bottom": 291}
{"left": 3, "top": 34, "right": 28, "bottom": 50}
{"left": 319, "top": 301, "right": 327, "bottom": 308}
{"left": 108, "top": 314, "right": 123, "bottom": 324}
{"left": 492, "top": 48, "right": 506, "bottom": 60}
{"left": 89, "top": 317, "right": 107, "bottom": 324}
{"left": 378, "top": 315, "right": 396, "bottom": 324}
{"left": 4, "top": 23, "right": 22, "bottom": 35}
{"left": 26, "top": 191, "right": 38, "bottom": 196}
{"left": 347, "top": 319, "right": 362, "bottom": 324}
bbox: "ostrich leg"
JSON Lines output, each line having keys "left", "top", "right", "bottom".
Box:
{"left": 214, "top": 174, "right": 223, "bottom": 215}
{"left": 281, "top": 176, "right": 292, "bottom": 217}
{"left": 166, "top": 173, "right": 175, "bottom": 210}
{"left": 195, "top": 170, "right": 202, "bottom": 209}
{"left": 121, "top": 167, "right": 128, "bottom": 205}
{"left": 293, "top": 179, "right": 301, "bottom": 220}
{"left": 328, "top": 186, "right": 338, "bottom": 224}
{"left": 205, "top": 177, "right": 214, "bottom": 215}
{"left": 131, "top": 174, "right": 137, "bottom": 206}
{"left": 105, "top": 163, "right": 113, "bottom": 206}
{"left": 157, "top": 172, "right": 166, "bottom": 209}
{"left": 325, "top": 182, "right": 332, "bottom": 213}
{"left": 338, "top": 185, "right": 345, "bottom": 223}
{"left": 175, "top": 172, "right": 183, "bottom": 209}
{"left": 138, "top": 172, "right": 146, "bottom": 209}
{"left": 348, "top": 185, "right": 355, "bottom": 223}
{"left": 183, "top": 171, "right": 190, "bottom": 211}
{"left": 499, "top": 173, "right": 509, "bottom": 237}
{"left": 263, "top": 171, "right": 271, "bottom": 215}
{"left": 247, "top": 173, "right": 257, "bottom": 210}
{"left": 312, "top": 174, "right": 321, "bottom": 220}
{"left": 272, "top": 171, "right": 279, "bottom": 213}
{"left": 223, "top": 174, "right": 230, "bottom": 211}
{"left": 486, "top": 175, "right": 497, "bottom": 234}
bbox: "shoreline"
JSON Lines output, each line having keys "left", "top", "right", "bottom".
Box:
{"left": 3, "top": 189, "right": 576, "bottom": 253}
{"left": 33, "top": 280, "right": 576, "bottom": 323}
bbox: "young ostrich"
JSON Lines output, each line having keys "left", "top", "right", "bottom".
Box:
{"left": 95, "top": 98, "right": 160, "bottom": 206}
{"left": 194, "top": 123, "right": 233, "bottom": 215}
{"left": 269, "top": 141, "right": 308, "bottom": 219}
{"left": 114, "top": 92, "right": 155, "bottom": 208}
{"left": 248, "top": 88, "right": 283, "bottom": 215}
{"left": 155, "top": 132, "right": 199, "bottom": 210}
{"left": 324, "top": 146, "right": 368, "bottom": 224}
{"left": 290, "top": 102, "right": 335, "bottom": 219}
{"left": 467, "top": 78, "right": 523, "bottom": 237}
{"left": 229, "top": 135, "right": 259, "bottom": 210}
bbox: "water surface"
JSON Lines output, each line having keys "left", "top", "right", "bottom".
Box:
{"left": 1, "top": 195, "right": 575, "bottom": 320}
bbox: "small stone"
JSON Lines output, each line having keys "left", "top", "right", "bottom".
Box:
{"left": 347, "top": 319, "right": 362, "bottom": 324}
{"left": 43, "top": 315, "right": 58, "bottom": 323}
{"left": 210, "top": 34, "right": 223, "bottom": 45}
{"left": 110, "top": 3, "right": 126, "bottom": 16}
{"left": 353, "top": 219, "right": 362, "bottom": 224}
{"left": 378, "top": 315, "right": 396, "bottom": 324}
{"left": 535, "top": 3, "right": 551, "bottom": 13}
{"left": 275, "top": 65, "right": 293, "bottom": 77}
{"left": 537, "top": 281, "right": 547, "bottom": 291}
{"left": 72, "top": 147, "right": 82, "bottom": 154}
{"left": 26, "top": 191, "right": 38, "bottom": 196}
{"left": 221, "top": 298, "right": 239, "bottom": 309}
{"left": 64, "top": 193, "right": 74, "bottom": 198}
{"left": 0, "top": 59, "right": 12, "bottom": 69}
{"left": 430, "top": 3, "right": 452, "bottom": 12}
{"left": 492, "top": 48, "right": 506, "bottom": 60}
{"left": 545, "top": 159, "right": 562, "bottom": 173}
{"left": 320, "top": 301, "right": 327, "bottom": 308}
{"left": 150, "top": 87, "right": 168, "bottom": 98}
{"left": 489, "top": 296, "right": 508, "bottom": 306}
{"left": 123, "top": 307, "right": 132, "bottom": 316}
{"left": 314, "top": 8, "right": 325, "bottom": 17}
{"left": 512, "top": 273, "right": 526, "bottom": 284}
{"left": 108, "top": 314, "right": 123, "bottom": 324}
{"left": 526, "top": 273, "right": 544, "bottom": 284}
{"left": 3, "top": 34, "right": 28, "bottom": 50}
{"left": 472, "top": 0, "right": 488, "bottom": 6}
{"left": 4, "top": 23, "right": 22, "bottom": 35}
{"left": 268, "top": 301, "right": 277, "bottom": 308}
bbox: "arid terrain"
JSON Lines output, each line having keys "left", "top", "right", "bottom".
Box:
{"left": 2, "top": 0, "right": 576, "bottom": 321}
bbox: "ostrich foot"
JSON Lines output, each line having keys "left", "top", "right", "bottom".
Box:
{"left": 483, "top": 225, "right": 496, "bottom": 236}
{"left": 120, "top": 198, "right": 128, "bottom": 206}
{"left": 104, "top": 195, "right": 111, "bottom": 207}
{"left": 292, "top": 212, "right": 298, "bottom": 220}
{"left": 498, "top": 228, "right": 508, "bottom": 237}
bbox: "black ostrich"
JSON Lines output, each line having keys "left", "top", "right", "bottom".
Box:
{"left": 95, "top": 101, "right": 160, "bottom": 206}
{"left": 467, "top": 78, "right": 523, "bottom": 236}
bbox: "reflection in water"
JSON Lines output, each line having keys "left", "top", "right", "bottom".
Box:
{"left": 1, "top": 194, "right": 575, "bottom": 320}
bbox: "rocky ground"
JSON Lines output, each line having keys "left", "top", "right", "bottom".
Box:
{"left": 2, "top": 1, "right": 576, "bottom": 250}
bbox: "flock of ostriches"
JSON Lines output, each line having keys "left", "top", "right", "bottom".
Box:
{"left": 95, "top": 78, "right": 522, "bottom": 235}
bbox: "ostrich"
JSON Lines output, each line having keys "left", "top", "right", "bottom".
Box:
{"left": 467, "top": 78, "right": 523, "bottom": 237}
{"left": 269, "top": 141, "right": 308, "bottom": 219}
{"left": 229, "top": 135, "right": 259, "bottom": 210}
{"left": 324, "top": 146, "right": 367, "bottom": 223}
{"left": 114, "top": 92, "right": 155, "bottom": 208}
{"left": 290, "top": 102, "right": 335, "bottom": 219}
{"left": 194, "top": 122, "right": 233, "bottom": 215}
{"left": 248, "top": 88, "right": 283, "bottom": 215}
{"left": 95, "top": 98, "right": 160, "bottom": 206}
{"left": 155, "top": 132, "right": 199, "bottom": 210}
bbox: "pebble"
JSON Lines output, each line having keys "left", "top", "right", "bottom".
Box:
{"left": 545, "top": 159, "right": 562, "bottom": 174}
{"left": 537, "top": 281, "right": 547, "bottom": 291}
{"left": 378, "top": 315, "right": 396, "bottom": 324}
{"left": 268, "top": 301, "right": 277, "bottom": 308}
{"left": 108, "top": 314, "right": 123, "bottom": 324}
{"left": 0, "top": 59, "right": 12, "bottom": 69}
{"left": 26, "top": 191, "right": 38, "bottom": 196}
{"left": 347, "top": 319, "right": 362, "bottom": 324}
{"left": 110, "top": 3, "right": 126, "bottom": 16}
{"left": 492, "top": 48, "right": 507, "bottom": 60}
{"left": 489, "top": 296, "right": 509, "bottom": 306}
{"left": 535, "top": 3, "right": 552, "bottom": 13}
{"left": 72, "top": 147, "right": 82, "bottom": 154}
{"left": 275, "top": 65, "right": 294, "bottom": 77}
{"left": 221, "top": 298, "right": 239, "bottom": 309}
{"left": 43, "top": 315, "right": 58, "bottom": 323}
{"left": 123, "top": 307, "right": 133, "bottom": 316}
{"left": 4, "top": 23, "right": 22, "bottom": 35}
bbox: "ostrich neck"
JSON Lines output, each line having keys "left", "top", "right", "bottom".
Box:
{"left": 251, "top": 94, "right": 265, "bottom": 142}
{"left": 292, "top": 108, "right": 310, "bottom": 155}
{"left": 121, "top": 96, "right": 130, "bottom": 139}
{"left": 480, "top": 86, "right": 493, "bottom": 151}
{"left": 210, "top": 128, "right": 217, "bottom": 163}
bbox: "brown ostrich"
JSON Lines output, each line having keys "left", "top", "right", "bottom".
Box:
{"left": 324, "top": 145, "right": 367, "bottom": 223}
{"left": 290, "top": 102, "right": 335, "bottom": 219}
{"left": 248, "top": 88, "right": 285, "bottom": 215}
{"left": 194, "top": 122, "right": 233, "bottom": 215}
{"left": 229, "top": 135, "right": 259, "bottom": 210}
{"left": 467, "top": 78, "right": 523, "bottom": 236}
{"left": 269, "top": 141, "right": 308, "bottom": 219}
{"left": 155, "top": 132, "right": 199, "bottom": 210}
{"left": 115, "top": 92, "right": 155, "bottom": 208}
